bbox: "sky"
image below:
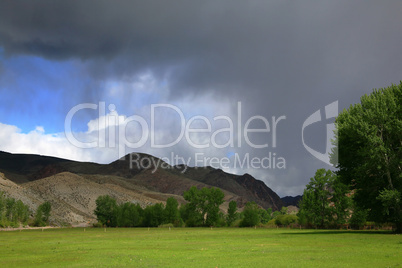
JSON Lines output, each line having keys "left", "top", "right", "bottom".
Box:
{"left": 0, "top": 1, "right": 401, "bottom": 197}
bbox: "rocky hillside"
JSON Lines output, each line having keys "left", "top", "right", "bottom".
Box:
{"left": 0, "top": 151, "right": 283, "bottom": 226}
{"left": 0, "top": 171, "right": 184, "bottom": 226}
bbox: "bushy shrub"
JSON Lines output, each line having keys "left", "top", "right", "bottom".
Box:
{"left": 214, "top": 212, "right": 227, "bottom": 227}
{"left": 275, "top": 214, "right": 298, "bottom": 226}
{"left": 349, "top": 208, "right": 368, "bottom": 229}
{"left": 231, "top": 218, "right": 242, "bottom": 227}
{"left": 240, "top": 202, "right": 260, "bottom": 227}
{"left": 92, "top": 222, "right": 103, "bottom": 228}
{"left": 158, "top": 223, "right": 174, "bottom": 228}
{"left": 172, "top": 218, "right": 184, "bottom": 227}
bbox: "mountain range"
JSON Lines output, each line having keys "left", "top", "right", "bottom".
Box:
{"left": 0, "top": 151, "right": 284, "bottom": 226}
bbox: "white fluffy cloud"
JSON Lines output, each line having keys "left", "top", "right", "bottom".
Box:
{"left": 0, "top": 122, "right": 94, "bottom": 162}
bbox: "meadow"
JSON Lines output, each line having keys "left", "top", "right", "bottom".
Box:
{"left": 0, "top": 228, "right": 401, "bottom": 267}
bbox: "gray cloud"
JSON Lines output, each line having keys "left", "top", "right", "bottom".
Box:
{"left": 1, "top": 1, "right": 402, "bottom": 196}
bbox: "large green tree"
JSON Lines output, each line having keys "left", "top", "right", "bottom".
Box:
{"left": 331, "top": 83, "right": 401, "bottom": 232}
{"left": 298, "top": 169, "right": 350, "bottom": 228}
{"left": 94, "top": 195, "right": 118, "bottom": 227}
{"left": 182, "top": 186, "right": 224, "bottom": 226}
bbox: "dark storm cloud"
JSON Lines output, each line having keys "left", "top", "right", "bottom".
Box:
{"left": 1, "top": 0, "right": 402, "bottom": 196}
{"left": 1, "top": 1, "right": 401, "bottom": 98}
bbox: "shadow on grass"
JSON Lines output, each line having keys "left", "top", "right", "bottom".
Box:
{"left": 281, "top": 230, "right": 394, "bottom": 235}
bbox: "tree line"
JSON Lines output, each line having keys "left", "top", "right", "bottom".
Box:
{"left": 94, "top": 186, "right": 297, "bottom": 228}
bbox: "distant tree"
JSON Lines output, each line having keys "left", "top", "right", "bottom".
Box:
{"left": 179, "top": 203, "right": 203, "bottom": 227}
{"left": 205, "top": 188, "right": 225, "bottom": 226}
{"left": 272, "top": 210, "right": 281, "bottom": 219}
{"left": 0, "top": 192, "right": 30, "bottom": 227}
{"left": 215, "top": 212, "right": 227, "bottom": 227}
{"left": 182, "top": 187, "right": 203, "bottom": 226}
{"left": 298, "top": 169, "right": 350, "bottom": 228}
{"left": 331, "top": 83, "right": 401, "bottom": 232}
{"left": 258, "top": 208, "right": 271, "bottom": 224}
{"left": 40, "top": 201, "right": 51, "bottom": 222}
{"left": 275, "top": 214, "right": 298, "bottom": 226}
{"left": 349, "top": 206, "right": 369, "bottom": 230}
{"left": 164, "top": 197, "right": 180, "bottom": 224}
{"left": 240, "top": 202, "right": 260, "bottom": 227}
{"left": 5, "top": 197, "right": 16, "bottom": 220}
{"left": 182, "top": 186, "right": 224, "bottom": 227}
{"left": 143, "top": 203, "right": 164, "bottom": 227}
{"left": 15, "top": 200, "right": 29, "bottom": 224}
{"left": 182, "top": 187, "right": 200, "bottom": 226}
{"left": 117, "top": 202, "right": 141, "bottom": 227}
{"left": 33, "top": 208, "right": 43, "bottom": 227}
{"left": 280, "top": 206, "right": 288, "bottom": 215}
{"left": 94, "top": 195, "right": 118, "bottom": 227}
{"left": 267, "top": 208, "right": 273, "bottom": 217}
{"left": 226, "top": 201, "right": 238, "bottom": 226}
{"left": 330, "top": 179, "right": 351, "bottom": 225}
{"left": 0, "top": 193, "right": 4, "bottom": 223}
{"left": 34, "top": 201, "right": 52, "bottom": 226}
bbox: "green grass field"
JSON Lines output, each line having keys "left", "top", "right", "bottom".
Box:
{"left": 1, "top": 228, "right": 401, "bottom": 267}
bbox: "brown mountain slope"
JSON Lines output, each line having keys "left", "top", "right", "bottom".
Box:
{"left": 0, "top": 172, "right": 44, "bottom": 211}
{"left": 25, "top": 172, "right": 186, "bottom": 226}
{"left": 0, "top": 151, "right": 283, "bottom": 214}
{"left": 1, "top": 171, "right": 187, "bottom": 226}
